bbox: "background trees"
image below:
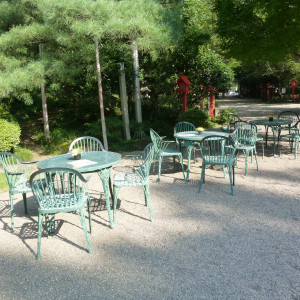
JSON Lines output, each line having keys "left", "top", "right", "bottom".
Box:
{"left": 0, "top": 0, "right": 298, "bottom": 153}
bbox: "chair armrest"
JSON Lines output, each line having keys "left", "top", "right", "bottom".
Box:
{"left": 6, "top": 171, "right": 25, "bottom": 176}
{"left": 22, "top": 161, "right": 38, "bottom": 165}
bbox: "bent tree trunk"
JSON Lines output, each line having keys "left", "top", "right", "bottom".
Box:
{"left": 95, "top": 36, "right": 108, "bottom": 150}
{"left": 39, "top": 44, "right": 50, "bottom": 143}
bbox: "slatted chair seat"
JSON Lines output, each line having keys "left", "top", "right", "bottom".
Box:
{"left": 198, "top": 135, "right": 236, "bottom": 195}
{"left": 30, "top": 168, "right": 92, "bottom": 260}
{"left": 114, "top": 172, "right": 146, "bottom": 187}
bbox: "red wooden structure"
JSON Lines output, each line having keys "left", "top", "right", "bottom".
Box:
{"left": 177, "top": 76, "right": 192, "bottom": 112}
{"left": 208, "top": 86, "right": 216, "bottom": 119}
{"left": 290, "top": 80, "right": 298, "bottom": 102}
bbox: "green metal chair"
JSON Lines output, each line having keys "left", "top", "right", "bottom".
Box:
{"left": 230, "top": 123, "right": 259, "bottom": 175}
{"left": 277, "top": 111, "right": 300, "bottom": 141}
{"left": 29, "top": 167, "right": 92, "bottom": 260}
{"left": 112, "top": 145, "right": 155, "bottom": 228}
{"left": 279, "top": 120, "right": 300, "bottom": 159}
{"left": 68, "top": 136, "right": 105, "bottom": 153}
{"left": 174, "top": 121, "right": 198, "bottom": 163}
{"left": 0, "top": 152, "right": 37, "bottom": 232}
{"left": 198, "top": 136, "right": 236, "bottom": 195}
{"left": 150, "top": 129, "right": 185, "bottom": 182}
{"left": 234, "top": 120, "right": 264, "bottom": 158}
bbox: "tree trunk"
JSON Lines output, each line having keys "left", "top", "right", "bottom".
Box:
{"left": 39, "top": 44, "right": 50, "bottom": 143}
{"left": 94, "top": 36, "right": 108, "bottom": 150}
{"left": 119, "top": 63, "right": 131, "bottom": 140}
{"left": 132, "top": 40, "right": 142, "bottom": 123}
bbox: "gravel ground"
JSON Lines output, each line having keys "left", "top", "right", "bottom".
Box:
{"left": 0, "top": 98, "right": 299, "bottom": 300}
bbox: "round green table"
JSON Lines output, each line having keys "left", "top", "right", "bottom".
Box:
{"left": 174, "top": 131, "right": 228, "bottom": 181}
{"left": 38, "top": 151, "right": 122, "bottom": 228}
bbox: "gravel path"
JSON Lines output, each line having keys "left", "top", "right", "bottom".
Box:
{"left": 0, "top": 98, "right": 299, "bottom": 299}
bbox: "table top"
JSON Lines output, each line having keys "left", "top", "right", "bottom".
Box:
{"left": 251, "top": 119, "right": 292, "bottom": 126}
{"left": 38, "top": 151, "right": 122, "bottom": 173}
{"left": 174, "top": 131, "right": 228, "bottom": 142}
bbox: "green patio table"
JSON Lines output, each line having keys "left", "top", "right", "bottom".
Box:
{"left": 38, "top": 151, "right": 122, "bottom": 228}
{"left": 251, "top": 119, "right": 292, "bottom": 156}
{"left": 173, "top": 131, "right": 228, "bottom": 181}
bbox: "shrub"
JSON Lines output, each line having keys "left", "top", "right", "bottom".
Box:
{"left": 177, "top": 109, "right": 211, "bottom": 128}
{"left": 0, "top": 119, "right": 21, "bottom": 152}
{"left": 215, "top": 108, "right": 238, "bottom": 124}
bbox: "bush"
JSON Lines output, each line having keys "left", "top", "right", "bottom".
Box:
{"left": 177, "top": 109, "right": 211, "bottom": 128}
{"left": 215, "top": 108, "right": 238, "bottom": 124}
{"left": 0, "top": 119, "right": 21, "bottom": 152}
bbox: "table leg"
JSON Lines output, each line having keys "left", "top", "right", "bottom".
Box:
{"left": 98, "top": 168, "right": 114, "bottom": 228}
{"left": 186, "top": 144, "right": 194, "bottom": 181}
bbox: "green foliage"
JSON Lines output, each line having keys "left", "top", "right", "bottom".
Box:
{"left": 0, "top": 119, "right": 21, "bottom": 152}
{"left": 177, "top": 109, "right": 211, "bottom": 128}
{"left": 215, "top": 0, "right": 300, "bottom": 63}
{"left": 214, "top": 108, "right": 238, "bottom": 125}
{"left": 14, "top": 147, "right": 34, "bottom": 162}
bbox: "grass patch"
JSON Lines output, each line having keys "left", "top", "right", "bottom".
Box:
{"left": 0, "top": 172, "right": 8, "bottom": 192}
{"left": 14, "top": 147, "right": 34, "bottom": 161}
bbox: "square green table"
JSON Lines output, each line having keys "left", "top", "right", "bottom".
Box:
{"left": 38, "top": 151, "right": 122, "bottom": 228}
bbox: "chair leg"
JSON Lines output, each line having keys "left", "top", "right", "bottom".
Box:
{"left": 295, "top": 139, "right": 298, "bottom": 159}
{"left": 158, "top": 156, "right": 162, "bottom": 182}
{"left": 87, "top": 195, "right": 92, "bottom": 234}
{"left": 113, "top": 186, "right": 120, "bottom": 228}
{"left": 178, "top": 154, "right": 185, "bottom": 180}
{"left": 143, "top": 185, "right": 153, "bottom": 222}
{"left": 254, "top": 148, "right": 259, "bottom": 171}
{"left": 22, "top": 193, "right": 28, "bottom": 215}
{"left": 244, "top": 150, "right": 249, "bottom": 175}
{"left": 228, "top": 166, "right": 234, "bottom": 196}
{"left": 198, "top": 163, "right": 206, "bottom": 193}
{"left": 173, "top": 156, "right": 176, "bottom": 171}
{"left": 36, "top": 213, "right": 43, "bottom": 260}
{"left": 262, "top": 142, "right": 264, "bottom": 159}
{"left": 9, "top": 193, "right": 14, "bottom": 232}
{"left": 232, "top": 165, "right": 235, "bottom": 186}
{"left": 79, "top": 209, "right": 92, "bottom": 254}
{"left": 222, "top": 166, "right": 226, "bottom": 178}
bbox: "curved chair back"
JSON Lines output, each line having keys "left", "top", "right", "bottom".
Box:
{"left": 150, "top": 129, "right": 169, "bottom": 154}
{"left": 135, "top": 145, "right": 155, "bottom": 180}
{"left": 174, "top": 121, "right": 196, "bottom": 134}
{"left": 0, "top": 152, "right": 30, "bottom": 190}
{"left": 231, "top": 123, "right": 257, "bottom": 147}
{"left": 278, "top": 111, "right": 300, "bottom": 128}
{"left": 30, "top": 168, "right": 89, "bottom": 212}
{"left": 68, "top": 136, "right": 105, "bottom": 153}
{"left": 228, "top": 113, "right": 242, "bottom": 130}
{"left": 199, "top": 136, "right": 235, "bottom": 165}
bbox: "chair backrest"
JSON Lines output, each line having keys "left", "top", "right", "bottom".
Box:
{"left": 199, "top": 136, "right": 235, "bottom": 165}
{"left": 278, "top": 111, "right": 300, "bottom": 128}
{"left": 230, "top": 123, "right": 257, "bottom": 146}
{"left": 150, "top": 129, "right": 169, "bottom": 154}
{"left": 174, "top": 121, "right": 196, "bottom": 134}
{"left": 135, "top": 145, "right": 155, "bottom": 180}
{"left": 68, "top": 136, "right": 105, "bottom": 153}
{"left": 228, "top": 113, "right": 242, "bottom": 129}
{"left": 29, "top": 168, "right": 89, "bottom": 211}
{"left": 0, "top": 152, "right": 27, "bottom": 189}
{"left": 233, "top": 120, "right": 248, "bottom": 128}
